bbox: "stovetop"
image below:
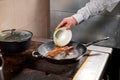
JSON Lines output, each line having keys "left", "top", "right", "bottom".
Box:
{"left": 2, "top": 41, "right": 88, "bottom": 80}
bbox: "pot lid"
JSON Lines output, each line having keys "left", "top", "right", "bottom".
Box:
{"left": 0, "top": 29, "right": 33, "bottom": 42}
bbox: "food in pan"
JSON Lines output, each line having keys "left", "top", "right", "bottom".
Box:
{"left": 46, "top": 46, "right": 74, "bottom": 58}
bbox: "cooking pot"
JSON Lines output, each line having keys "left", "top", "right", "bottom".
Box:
{"left": 32, "top": 37, "right": 109, "bottom": 64}
{"left": 0, "top": 29, "right": 33, "bottom": 53}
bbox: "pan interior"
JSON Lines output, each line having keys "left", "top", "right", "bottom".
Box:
{"left": 53, "top": 48, "right": 79, "bottom": 60}
{"left": 38, "top": 41, "right": 86, "bottom": 60}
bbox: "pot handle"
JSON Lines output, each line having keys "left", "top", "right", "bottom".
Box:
{"left": 32, "top": 51, "right": 44, "bottom": 58}
{"left": 2, "top": 29, "right": 16, "bottom": 33}
{"left": 83, "top": 37, "right": 110, "bottom": 47}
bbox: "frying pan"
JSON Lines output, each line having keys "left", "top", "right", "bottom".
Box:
{"left": 32, "top": 37, "right": 109, "bottom": 64}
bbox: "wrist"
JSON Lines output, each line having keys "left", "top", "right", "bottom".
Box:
{"left": 71, "top": 16, "right": 78, "bottom": 25}
{"left": 72, "top": 14, "right": 84, "bottom": 24}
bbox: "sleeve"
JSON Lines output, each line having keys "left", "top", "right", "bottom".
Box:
{"left": 72, "top": 0, "right": 120, "bottom": 24}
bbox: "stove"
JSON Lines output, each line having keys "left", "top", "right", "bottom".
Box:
{"left": 2, "top": 41, "right": 89, "bottom": 80}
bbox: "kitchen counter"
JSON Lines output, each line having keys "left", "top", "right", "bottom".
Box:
{"left": 73, "top": 45, "right": 112, "bottom": 80}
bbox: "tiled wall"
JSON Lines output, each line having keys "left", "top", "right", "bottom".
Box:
{"left": 50, "top": 0, "right": 120, "bottom": 48}
{"left": 0, "top": 0, "right": 50, "bottom": 38}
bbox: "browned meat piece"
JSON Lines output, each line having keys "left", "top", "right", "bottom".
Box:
{"left": 46, "top": 46, "right": 74, "bottom": 58}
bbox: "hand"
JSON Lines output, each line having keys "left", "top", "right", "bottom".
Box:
{"left": 56, "top": 16, "right": 77, "bottom": 30}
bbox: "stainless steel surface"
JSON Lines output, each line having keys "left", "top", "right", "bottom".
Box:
{"left": 0, "top": 53, "right": 4, "bottom": 80}
{"left": 50, "top": 0, "right": 88, "bottom": 13}
{"left": 50, "top": 1, "right": 120, "bottom": 49}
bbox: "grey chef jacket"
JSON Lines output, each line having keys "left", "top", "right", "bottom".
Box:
{"left": 73, "top": 0, "right": 120, "bottom": 24}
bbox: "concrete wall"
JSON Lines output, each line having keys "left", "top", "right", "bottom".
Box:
{"left": 50, "top": 0, "right": 120, "bottom": 49}
{"left": 0, "top": 0, "right": 50, "bottom": 39}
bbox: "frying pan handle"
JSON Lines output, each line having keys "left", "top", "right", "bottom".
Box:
{"left": 76, "top": 51, "right": 89, "bottom": 60}
{"left": 32, "top": 51, "right": 44, "bottom": 58}
{"left": 83, "top": 37, "right": 110, "bottom": 47}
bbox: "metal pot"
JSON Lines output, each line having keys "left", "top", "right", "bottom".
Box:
{"left": 32, "top": 37, "right": 109, "bottom": 64}
{"left": 0, "top": 29, "right": 33, "bottom": 53}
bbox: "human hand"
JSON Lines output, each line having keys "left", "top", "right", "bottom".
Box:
{"left": 56, "top": 16, "right": 77, "bottom": 30}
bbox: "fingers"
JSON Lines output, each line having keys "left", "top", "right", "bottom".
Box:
{"left": 66, "top": 23, "right": 72, "bottom": 30}
{"left": 56, "top": 16, "right": 77, "bottom": 30}
{"left": 56, "top": 19, "right": 67, "bottom": 29}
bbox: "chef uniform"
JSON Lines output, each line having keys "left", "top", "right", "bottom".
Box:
{"left": 72, "top": 0, "right": 120, "bottom": 24}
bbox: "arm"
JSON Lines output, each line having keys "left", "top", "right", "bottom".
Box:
{"left": 56, "top": 0, "right": 120, "bottom": 29}
{"left": 73, "top": 0, "right": 120, "bottom": 24}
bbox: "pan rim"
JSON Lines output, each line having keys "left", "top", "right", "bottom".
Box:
{"left": 37, "top": 41, "right": 87, "bottom": 60}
